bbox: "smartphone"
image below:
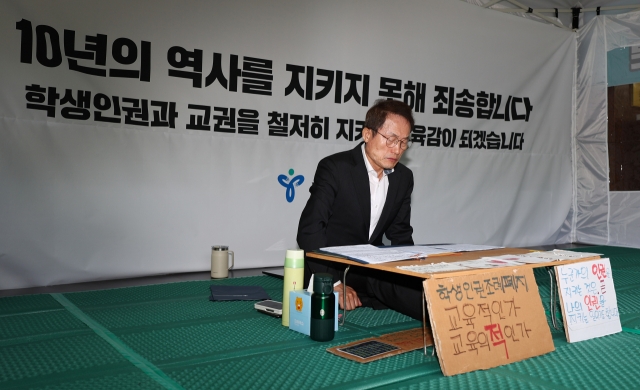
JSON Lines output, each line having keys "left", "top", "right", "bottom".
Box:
{"left": 254, "top": 300, "right": 283, "bottom": 317}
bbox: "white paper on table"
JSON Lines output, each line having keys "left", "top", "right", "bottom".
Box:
{"left": 320, "top": 244, "right": 378, "bottom": 255}
{"left": 520, "top": 251, "right": 565, "bottom": 261}
{"left": 555, "top": 258, "right": 621, "bottom": 342}
{"left": 550, "top": 249, "right": 603, "bottom": 259}
{"left": 347, "top": 249, "right": 422, "bottom": 264}
{"left": 391, "top": 246, "right": 452, "bottom": 257}
{"left": 522, "top": 257, "right": 557, "bottom": 264}
{"left": 459, "top": 258, "right": 525, "bottom": 269}
{"left": 481, "top": 254, "right": 530, "bottom": 262}
{"left": 397, "top": 262, "right": 470, "bottom": 274}
{"left": 320, "top": 244, "right": 417, "bottom": 264}
{"left": 519, "top": 249, "right": 602, "bottom": 262}
{"left": 428, "top": 244, "right": 503, "bottom": 252}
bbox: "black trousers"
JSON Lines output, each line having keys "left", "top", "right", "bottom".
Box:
{"left": 305, "top": 257, "right": 425, "bottom": 321}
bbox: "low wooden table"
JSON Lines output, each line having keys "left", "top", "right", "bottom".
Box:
{"left": 308, "top": 247, "right": 599, "bottom": 279}
{"left": 307, "top": 247, "right": 600, "bottom": 355}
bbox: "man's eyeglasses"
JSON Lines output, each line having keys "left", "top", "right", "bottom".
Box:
{"left": 375, "top": 131, "right": 412, "bottom": 150}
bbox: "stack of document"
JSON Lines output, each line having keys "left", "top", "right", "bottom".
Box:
{"left": 319, "top": 245, "right": 434, "bottom": 264}
{"left": 426, "top": 244, "right": 504, "bottom": 252}
{"left": 319, "top": 244, "right": 503, "bottom": 264}
{"left": 396, "top": 257, "right": 525, "bottom": 274}
{"left": 396, "top": 249, "right": 602, "bottom": 274}
{"left": 519, "top": 249, "right": 603, "bottom": 262}
{"left": 398, "top": 262, "right": 471, "bottom": 273}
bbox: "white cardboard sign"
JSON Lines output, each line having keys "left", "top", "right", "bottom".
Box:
{"left": 556, "top": 258, "right": 621, "bottom": 343}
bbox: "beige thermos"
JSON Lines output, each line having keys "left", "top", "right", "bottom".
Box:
{"left": 211, "top": 246, "right": 234, "bottom": 278}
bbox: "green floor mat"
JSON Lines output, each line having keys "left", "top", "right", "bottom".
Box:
{"left": 1, "top": 247, "right": 640, "bottom": 389}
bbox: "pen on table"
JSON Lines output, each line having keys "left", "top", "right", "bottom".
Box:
{"left": 215, "top": 294, "right": 249, "bottom": 297}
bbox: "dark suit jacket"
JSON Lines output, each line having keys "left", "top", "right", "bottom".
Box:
{"left": 297, "top": 143, "right": 414, "bottom": 251}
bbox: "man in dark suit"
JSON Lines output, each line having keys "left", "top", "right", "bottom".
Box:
{"left": 297, "top": 99, "right": 423, "bottom": 320}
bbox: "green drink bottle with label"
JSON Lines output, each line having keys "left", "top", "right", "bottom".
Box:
{"left": 310, "top": 273, "right": 335, "bottom": 341}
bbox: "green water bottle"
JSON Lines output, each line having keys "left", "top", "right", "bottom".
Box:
{"left": 310, "top": 273, "right": 335, "bottom": 342}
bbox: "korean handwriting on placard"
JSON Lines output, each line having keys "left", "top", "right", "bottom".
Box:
{"left": 436, "top": 274, "right": 530, "bottom": 359}
{"left": 436, "top": 275, "right": 529, "bottom": 302}
{"left": 558, "top": 262, "right": 619, "bottom": 326}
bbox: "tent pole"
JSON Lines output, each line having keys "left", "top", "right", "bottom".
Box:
{"left": 491, "top": 5, "right": 640, "bottom": 14}
{"left": 482, "top": 0, "right": 504, "bottom": 8}
{"left": 505, "top": 0, "right": 573, "bottom": 30}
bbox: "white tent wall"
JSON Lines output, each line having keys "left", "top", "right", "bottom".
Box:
{"left": 576, "top": 11, "right": 640, "bottom": 247}
{"left": 1, "top": 0, "right": 576, "bottom": 290}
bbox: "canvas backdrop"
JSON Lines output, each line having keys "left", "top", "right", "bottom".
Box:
{"left": 0, "top": 0, "right": 576, "bottom": 289}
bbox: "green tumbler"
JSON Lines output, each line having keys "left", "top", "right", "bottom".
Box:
{"left": 310, "top": 273, "right": 335, "bottom": 342}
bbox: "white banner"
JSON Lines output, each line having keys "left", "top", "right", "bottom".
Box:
{"left": 0, "top": 0, "right": 575, "bottom": 289}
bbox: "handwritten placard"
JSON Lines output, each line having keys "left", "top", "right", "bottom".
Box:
{"left": 424, "top": 267, "right": 554, "bottom": 376}
{"left": 556, "top": 258, "right": 621, "bottom": 343}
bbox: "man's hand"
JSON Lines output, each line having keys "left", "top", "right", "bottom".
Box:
{"left": 334, "top": 283, "right": 362, "bottom": 310}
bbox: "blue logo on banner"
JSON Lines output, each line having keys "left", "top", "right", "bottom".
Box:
{"left": 278, "top": 169, "right": 304, "bottom": 203}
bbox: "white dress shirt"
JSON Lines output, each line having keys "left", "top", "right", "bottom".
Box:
{"left": 361, "top": 144, "right": 393, "bottom": 239}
